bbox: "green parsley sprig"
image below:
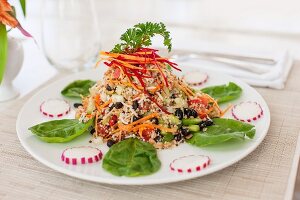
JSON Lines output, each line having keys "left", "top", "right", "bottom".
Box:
{"left": 111, "top": 22, "right": 172, "bottom": 53}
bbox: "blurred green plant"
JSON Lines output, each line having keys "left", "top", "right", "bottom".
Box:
{"left": 0, "top": 0, "right": 29, "bottom": 84}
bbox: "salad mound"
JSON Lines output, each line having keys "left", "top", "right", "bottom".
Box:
{"left": 75, "top": 23, "right": 222, "bottom": 148}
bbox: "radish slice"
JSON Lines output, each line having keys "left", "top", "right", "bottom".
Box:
{"left": 170, "top": 155, "right": 211, "bottom": 173}
{"left": 61, "top": 146, "right": 103, "bottom": 165}
{"left": 183, "top": 71, "right": 208, "bottom": 86}
{"left": 40, "top": 99, "right": 70, "bottom": 118}
{"left": 231, "top": 101, "right": 263, "bottom": 122}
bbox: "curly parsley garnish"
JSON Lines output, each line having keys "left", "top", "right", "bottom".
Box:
{"left": 111, "top": 22, "right": 172, "bottom": 53}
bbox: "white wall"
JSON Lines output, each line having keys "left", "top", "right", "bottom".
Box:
{"left": 21, "top": 0, "right": 300, "bottom": 34}
{"left": 9, "top": 0, "right": 300, "bottom": 58}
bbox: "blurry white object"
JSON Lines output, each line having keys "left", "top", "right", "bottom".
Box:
{"left": 0, "top": 38, "right": 24, "bottom": 102}
{"left": 171, "top": 51, "right": 277, "bottom": 74}
{"left": 41, "top": 0, "right": 101, "bottom": 72}
{"left": 172, "top": 47, "right": 293, "bottom": 89}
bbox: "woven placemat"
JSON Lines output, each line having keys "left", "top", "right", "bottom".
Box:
{"left": 1, "top": 64, "right": 300, "bottom": 200}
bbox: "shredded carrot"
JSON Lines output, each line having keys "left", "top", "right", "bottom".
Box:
{"left": 132, "top": 124, "right": 155, "bottom": 132}
{"left": 117, "top": 66, "right": 142, "bottom": 91}
{"left": 149, "top": 84, "right": 162, "bottom": 93}
{"left": 113, "top": 113, "right": 159, "bottom": 133}
{"left": 220, "top": 104, "right": 233, "bottom": 117}
{"left": 176, "top": 83, "right": 192, "bottom": 97}
{"left": 132, "top": 92, "right": 142, "bottom": 99}
{"left": 129, "top": 112, "right": 159, "bottom": 126}
{"left": 100, "top": 99, "right": 112, "bottom": 109}
{"left": 207, "top": 105, "right": 215, "bottom": 114}
{"left": 100, "top": 51, "right": 167, "bottom": 63}
{"left": 108, "top": 79, "right": 143, "bottom": 90}
{"left": 184, "top": 85, "right": 195, "bottom": 96}
{"left": 94, "top": 94, "right": 101, "bottom": 105}
{"left": 95, "top": 111, "right": 99, "bottom": 136}
{"left": 203, "top": 93, "right": 222, "bottom": 113}
{"left": 86, "top": 114, "right": 93, "bottom": 119}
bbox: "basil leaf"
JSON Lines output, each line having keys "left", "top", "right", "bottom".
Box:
{"left": 103, "top": 138, "right": 161, "bottom": 177}
{"left": 28, "top": 119, "right": 93, "bottom": 143}
{"left": 61, "top": 80, "right": 95, "bottom": 98}
{"left": 187, "top": 118, "right": 255, "bottom": 147}
{"left": 201, "top": 82, "right": 242, "bottom": 104}
{"left": 0, "top": 24, "right": 7, "bottom": 84}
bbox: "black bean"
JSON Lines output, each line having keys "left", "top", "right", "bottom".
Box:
{"left": 132, "top": 100, "right": 139, "bottom": 110}
{"left": 154, "top": 135, "right": 162, "bottom": 142}
{"left": 170, "top": 93, "right": 176, "bottom": 99}
{"left": 151, "top": 117, "right": 159, "bottom": 125}
{"left": 155, "top": 129, "right": 161, "bottom": 135}
{"left": 200, "top": 119, "right": 214, "bottom": 128}
{"left": 133, "top": 115, "right": 140, "bottom": 122}
{"left": 109, "top": 104, "right": 115, "bottom": 111}
{"left": 73, "top": 103, "right": 83, "bottom": 108}
{"left": 90, "top": 128, "right": 95, "bottom": 135}
{"left": 107, "top": 140, "right": 115, "bottom": 147}
{"left": 204, "top": 119, "right": 214, "bottom": 126}
{"left": 179, "top": 128, "right": 189, "bottom": 136}
{"left": 174, "top": 134, "right": 182, "bottom": 141}
{"left": 190, "top": 109, "right": 198, "bottom": 118}
{"left": 199, "top": 121, "right": 206, "bottom": 128}
{"left": 106, "top": 85, "right": 112, "bottom": 91}
{"left": 114, "top": 102, "right": 123, "bottom": 109}
{"left": 183, "top": 108, "right": 189, "bottom": 115}
{"left": 184, "top": 108, "right": 198, "bottom": 118}
{"left": 175, "top": 108, "right": 183, "bottom": 120}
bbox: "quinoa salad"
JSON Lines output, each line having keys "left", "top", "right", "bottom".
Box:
{"left": 75, "top": 48, "right": 222, "bottom": 149}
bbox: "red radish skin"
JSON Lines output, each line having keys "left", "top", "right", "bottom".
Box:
{"left": 170, "top": 155, "right": 211, "bottom": 173}
{"left": 40, "top": 99, "right": 71, "bottom": 118}
{"left": 183, "top": 71, "right": 208, "bottom": 86}
{"left": 61, "top": 146, "right": 103, "bottom": 165}
{"left": 231, "top": 101, "right": 263, "bottom": 123}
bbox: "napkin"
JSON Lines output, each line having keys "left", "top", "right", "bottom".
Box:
{"left": 172, "top": 48, "right": 293, "bottom": 89}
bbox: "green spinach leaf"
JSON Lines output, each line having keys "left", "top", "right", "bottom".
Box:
{"left": 103, "top": 138, "right": 161, "bottom": 177}
{"left": 28, "top": 119, "right": 93, "bottom": 143}
{"left": 61, "top": 80, "right": 95, "bottom": 98}
{"left": 187, "top": 118, "right": 255, "bottom": 147}
{"left": 201, "top": 82, "right": 242, "bottom": 104}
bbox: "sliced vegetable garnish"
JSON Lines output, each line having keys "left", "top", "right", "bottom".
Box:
{"left": 170, "top": 155, "right": 211, "bottom": 173}
{"left": 187, "top": 118, "right": 255, "bottom": 147}
{"left": 201, "top": 82, "right": 242, "bottom": 104}
{"left": 183, "top": 71, "right": 208, "bottom": 86}
{"left": 40, "top": 99, "right": 70, "bottom": 118}
{"left": 102, "top": 138, "right": 161, "bottom": 177}
{"left": 28, "top": 119, "right": 93, "bottom": 143}
{"left": 232, "top": 101, "right": 263, "bottom": 122}
{"left": 61, "top": 146, "right": 102, "bottom": 165}
{"left": 61, "top": 80, "right": 96, "bottom": 98}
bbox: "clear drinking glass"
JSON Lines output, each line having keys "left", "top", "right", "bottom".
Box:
{"left": 41, "top": 0, "right": 101, "bottom": 72}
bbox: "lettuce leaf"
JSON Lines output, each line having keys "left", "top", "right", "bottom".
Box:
{"left": 61, "top": 80, "right": 95, "bottom": 98}
{"left": 103, "top": 138, "right": 161, "bottom": 177}
{"left": 28, "top": 119, "right": 93, "bottom": 143}
{"left": 187, "top": 118, "right": 255, "bottom": 147}
{"left": 201, "top": 82, "right": 242, "bottom": 104}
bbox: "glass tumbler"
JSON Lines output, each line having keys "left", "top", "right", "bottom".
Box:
{"left": 41, "top": 0, "right": 101, "bottom": 72}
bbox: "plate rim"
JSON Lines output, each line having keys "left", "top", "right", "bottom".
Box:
{"left": 16, "top": 69, "right": 271, "bottom": 185}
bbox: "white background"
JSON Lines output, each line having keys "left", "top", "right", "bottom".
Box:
{"left": 5, "top": 0, "right": 300, "bottom": 99}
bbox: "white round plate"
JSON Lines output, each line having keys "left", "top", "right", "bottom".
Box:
{"left": 16, "top": 65, "right": 270, "bottom": 185}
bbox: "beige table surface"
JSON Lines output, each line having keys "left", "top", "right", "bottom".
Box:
{"left": 1, "top": 62, "right": 300, "bottom": 200}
